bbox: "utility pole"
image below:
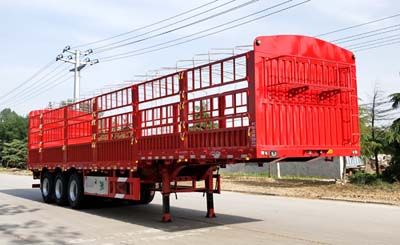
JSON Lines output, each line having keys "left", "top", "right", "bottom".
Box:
{"left": 56, "top": 46, "right": 99, "bottom": 102}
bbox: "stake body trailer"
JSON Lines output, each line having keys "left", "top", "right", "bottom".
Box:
{"left": 28, "top": 35, "right": 360, "bottom": 222}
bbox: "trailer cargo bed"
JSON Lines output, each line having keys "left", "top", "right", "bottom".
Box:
{"left": 28, "top": 35, "right": 360, "bottom": 221}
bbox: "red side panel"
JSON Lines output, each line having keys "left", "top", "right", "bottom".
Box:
{"left": 253, "top": 35, "right": 360, "bottom": 158}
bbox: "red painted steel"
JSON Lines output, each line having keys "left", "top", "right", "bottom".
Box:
{"left": 28, "top": 35, "right": 360, "bottom": 171}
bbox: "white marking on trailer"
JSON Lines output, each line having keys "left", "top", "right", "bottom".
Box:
{"left": 169, "top": 156, "right": 173, "bottom": 159}
{"left": 200, "top": 155, "right": 206, "bottom": 159}
{"left": 117, "top": 177, "right": 128, "bottom": 182}
{"left": 141, "top": 157, "right": 145, "bottom": 160}
{"left": 147, "top": 156, "right": 152, "bottom": 160}
{"left": 179, "top": 155, "right": 184, "bottom": 159}
{"left": 155, "top": 156, "right": 159, "bottom": 159}
{"left": 241, "top": 154, "right": 247, "bottom": 158}
{"left": 114, "top": 194, "right": 125, "bottom": 199}
{"left": 161, "top": 156, "right": 166, "bottom": 159}
{"left": 139, "top": 95, "right": 180, "bottom": 110}
{"left": 190, "top": 155, "right": 196, "bottom": 159}
{"left": 227, "top": 154, "right": 234, "bottom": 159}
{"left": 188, "top": 80, "right": 248, "bottom": 100}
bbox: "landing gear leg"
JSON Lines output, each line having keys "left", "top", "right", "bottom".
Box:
{"left": 205, "top": 171, "right": 216, "bottom": 218}
{"left": 161, "top": 166, "right": 172, "bottom": 222}
{"left": 206, "top": 192, "right": 216, "bottom": 218}
{"left": 162, "top": 194, "right": 172, "bottom": 222}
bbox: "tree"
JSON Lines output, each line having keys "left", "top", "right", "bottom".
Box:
{"left": 0, "top": 108, "right": 28, "bottom": 142}
{"left": 1, "top": 139, "right": 27, "bottom": 168}
{"left": 390, "top": 93, "right": 400, "bottom": 109}
{"left": 361, "top": 87, "right": 393, "bottom": 175}
{"left": 387, "top": 93, "right": 400, "bottom": 162}
{"left": 0, "top": 108, "right": 28, "bottom": 164}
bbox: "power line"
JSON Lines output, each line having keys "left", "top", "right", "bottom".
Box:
{"left": 316, "top": 12, "right": 400, "bottom": 37}
{"left": 72, "top": 0, "right": 221, "bottom": 49}
{"left": 345, "top": 34, "right": 400, "bottom": 49}
{"left": 0, "top": 63, "right": 66, "bottom": 105}
{"left": 332, "top": 24, "right": 400, "bottom": 43}
{"left": 4, "top": 2, "right": 225, "bottom": 108}
{"left": 353, "top": 39, "right": 400, "bottom": 52}
{"left": 6, "top": 71, "right": 71, "bottom": 108}
{"left": 99, "top": 0, "right": 308, "bottom": 62}
{"left": 92, "top": 0, "right": 239, "bottom": 52}
{"left": 93, "top": 0, "right": 261, "bottom": 54}
{"left": 11, "top": 75, "right": 74, "bottom": 110}
{"left": 0, "top": 59, "right": 55, "bottom": 103}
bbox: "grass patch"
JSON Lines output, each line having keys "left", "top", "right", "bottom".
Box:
{"left": 349, "top": 172, "right": 395, "bottom": 188}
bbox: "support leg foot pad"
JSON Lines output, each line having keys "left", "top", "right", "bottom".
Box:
{"left": 162, "top": 213, "right": 172, "bottom": 222}
{"left": 206, "top": 209, "right": 216, "bottom": 218}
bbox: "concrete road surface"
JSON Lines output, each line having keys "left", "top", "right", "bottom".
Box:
{"left": 0, "top": 173, "right": 399, "bottom": 245}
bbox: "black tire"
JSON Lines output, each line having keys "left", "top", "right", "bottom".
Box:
{"left": 67, "top": 172, "right": 85, "bottom": 209}
{"left": 41, "top": 171, "right": 54, "bottom": 203}
{"left": 139, "top": 184, "right": 155, "bottom": 204}
{"left": 54, "top": 172, "right": 68, "bottom": 206}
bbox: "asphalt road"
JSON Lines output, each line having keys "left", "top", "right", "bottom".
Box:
{"left": 0, "top": 173, "right": 399, "bottom": 245}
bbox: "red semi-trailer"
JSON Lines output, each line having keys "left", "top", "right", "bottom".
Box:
{"left": 28, "top": 35, "right": 360, "bottom": 222}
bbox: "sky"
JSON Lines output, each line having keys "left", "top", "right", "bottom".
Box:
{"left": 0, "top": 0, "right": 399, "bottom": 116}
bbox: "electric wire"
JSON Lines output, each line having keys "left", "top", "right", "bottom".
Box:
{"left": 316, "top": 12, "right": 400, "bottom": 37}
{"left": 332, "top": 24, "right": 400, "bottom": 43}
{"left": 72, "top": 0, "right": 221, "bottom": 49}
{"left": 93, "top": 0, "right": 261, "bottom": 54}
{"left": 353, "top": 39, "right": 400, "bottom": 52}
{"left": 99, "top": 0, "right": 309, "bottom": 62}
{"left": 92, "top": 0, "right": 240, "bottom": 51}
{"left": 0, "top": 59, "right": 55, "bottom": 103}
{"left": 12, "top": 75, "right": 74, "bottom": 110}
{"left": 6, "top": 71, "right": 71, "bottom": 108}
{"left": 345, "top": 34, "right": 400, "bottom": 49}
{"left": 0, "top": 63, "right": 65, "bottom": 105}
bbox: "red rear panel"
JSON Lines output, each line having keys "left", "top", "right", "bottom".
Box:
{"left": 252, "top": 35, "right": 360, "bottom": 158}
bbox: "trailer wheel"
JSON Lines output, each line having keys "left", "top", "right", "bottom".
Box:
{"left": 139, "top": 184, "right": 155, "bottom": 204}
{"left": 54, "top": 172, "right": 68, "bottom": 206}
{"left": 41, "top": 171, "right": 54, "bottom": 203}
{"left": 67, "top": 173, "right": 84, "bottom": 209}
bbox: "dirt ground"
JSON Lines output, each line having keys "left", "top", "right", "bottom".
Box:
{"left": 0, "top": 167, "right": 31, "bottom": 176}
{"left": 221, "top": 174, "right": 400, "bottom": 206}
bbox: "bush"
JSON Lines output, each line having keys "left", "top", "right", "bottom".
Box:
{"left": 1, "top": 139, "right": 27, "bottom": 169}
{"left": 349, "top": 172, "right": 380, "bottom": 185}
{"left": 382, "top": 163, "right": 400, "bottom": 183}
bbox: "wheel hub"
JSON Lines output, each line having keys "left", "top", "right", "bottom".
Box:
{"left": 55, "top": 178, "right": 63, "bottom": 199}
{"left": 69, "top": 180, "right": 78, "bottom": 202}
{"left": 42, "top": 178, "right": 50, "bottom": 197}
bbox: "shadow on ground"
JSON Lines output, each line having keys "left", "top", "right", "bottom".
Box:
{"left": 0, "top": 188, "right": 261, "bottom": 233}
{"left": 0, "top": 219, "right": 81, "bottom": 244}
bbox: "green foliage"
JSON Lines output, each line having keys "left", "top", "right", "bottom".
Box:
{"left": 0, "top": 108, "right": 28, "bottom": 167}
{"left": 349, "top": 172, "right": 382, "bottom": 185}
{"left": 390, "top": 93, "right": 400, "bottom": 109}
{"left": 382, "top": 163, "right": 400, "bottom": 183}
{"left": 359, "top": 105, "right": 387, "bottom": 160}
{"left": 0, "top": 108, "right": 27, "bottom": 143}
{"left": 1, "top": 139, "right": 27, "bottom": 168}
{"left": 189, "top": 102, "right": 218, "bottom": 131}
{"left": 384, "top": 93, "right": 400, "bottom": 182}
